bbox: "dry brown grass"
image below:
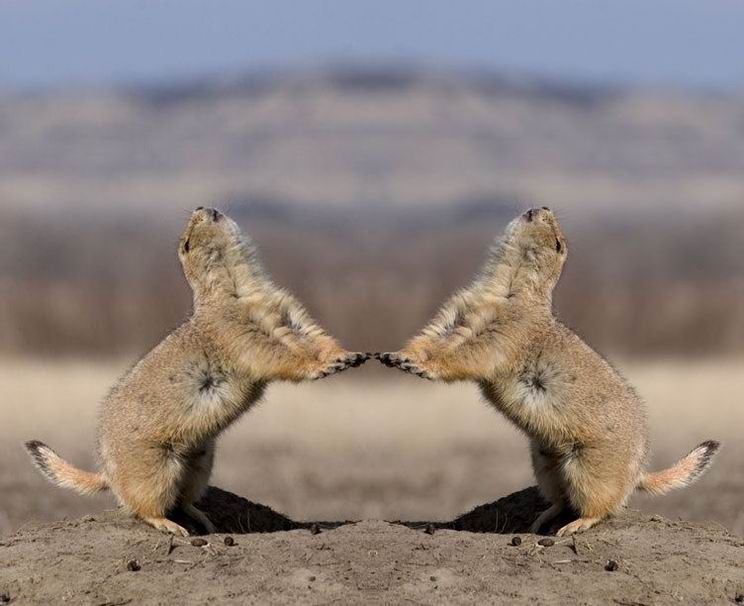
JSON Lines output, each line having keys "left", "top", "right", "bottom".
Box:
{"left": 3, "top": 205, "right": 744, "bottom": 358}
{"left": 1, "top": 356, "right": 742, "bottom": 536}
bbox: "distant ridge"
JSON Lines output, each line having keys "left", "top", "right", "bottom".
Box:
{"left": 122, "top": 63, "right": 623, "bottom": 109}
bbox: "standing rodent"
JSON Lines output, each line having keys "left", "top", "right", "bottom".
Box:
{"left": 26, "top": 207, "right": 368, "bottom": 536}
{"left": 377, "top": 207, "right": 719, "bottom": 535}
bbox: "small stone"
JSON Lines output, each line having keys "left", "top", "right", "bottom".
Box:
{"left": 605, "top": 559, "right": 619, "bottom": 572}
{"left": 0, "top": 593, "right": 10, "bottom": 604}
{"left": 430, "top": 576, "right": 437, "bottom": 582}
{"left": 223, "top": 536, "right": 235, "bottom": 546}
{"left": 310, "top": 524, "right": 321, "bottom": 535}
{"left": 190, "top": 538, "right": 208, "bottom": 547}
{"left": 424, "top": 524, "right": 436, "bottom": 535}
{"left": 126, "top": 559, "right": 141, "bottom": 572}
{"left": 537, "top": 538, "right": 554, "bottom": 547}
{"left": 308, "top": 576, "right": 316, "bottom": 582}
{"left": 510, "top": 536, "right": 522, "bottom": 546}
{"left": 734, "top": 594, "right": 743, "bottom": 604}
{"left": 81, "top": 515, "right": 95, "bottom": 523}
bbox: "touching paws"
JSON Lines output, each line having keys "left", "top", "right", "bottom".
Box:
{"left": 375, "top": 352, "right": 434, "bottom": 380}
{"left": 311, "top": 352, "right": 370, "bottom": 380}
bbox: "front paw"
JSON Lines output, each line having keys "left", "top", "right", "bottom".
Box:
{"left": 374, "top": 352, "right": 434, "bottom": 380}
{"left": 310, "top": 352, "right": 370, "bottom": 380}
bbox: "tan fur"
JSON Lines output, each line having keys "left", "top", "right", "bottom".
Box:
{"left": 378, "top": 207, "right": 720, "bottom": 535}
{"left": 25, "top": 207, "right": 367, "bottom": 536}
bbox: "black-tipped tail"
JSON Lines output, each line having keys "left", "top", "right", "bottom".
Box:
{"left": 24, "top": 440, "right": 107, "bottom": 495}
{"left": 639, "top": 440, "right": 720, "bottom": 496}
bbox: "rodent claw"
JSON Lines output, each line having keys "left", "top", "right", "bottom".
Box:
{"left": 313, "top": 352, "right": 369, "bottom": 380}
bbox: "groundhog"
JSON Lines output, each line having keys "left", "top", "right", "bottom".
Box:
{"left": 26, "top": 207, "right": 368, "bottom": 536}
{"left": 377, "top": 207, "right": 719, "bottom": 535}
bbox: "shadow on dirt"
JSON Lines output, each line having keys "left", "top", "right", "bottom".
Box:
{"left": 184, "top": 485, "right": 570, "bottom": 535}
{"left": 169, "top": 486, "right": 343, "bottom": 535}
{"left": 406, "top": 486, "right": 577, "bottom": 535}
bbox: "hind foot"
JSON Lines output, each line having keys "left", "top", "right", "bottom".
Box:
{"left": 143, "top": 516, "right": 190, "bottom": 537}
{"left": 556, "top": 516, "right": 602, "bottom": 536}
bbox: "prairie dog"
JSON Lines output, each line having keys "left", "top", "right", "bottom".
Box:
{"left": 26, "top": 207, "right": 367, "bottom": 536}
{"left": 378, "top": 207, "right": 719, "bottom": 536}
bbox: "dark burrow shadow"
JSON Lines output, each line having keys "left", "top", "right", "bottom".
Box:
{"left": 178, "top": 485, "right": 572, "bottom": 536}
{"left": 402, "top": 486, "right": 577, "bottom": 535}
{"left": 168, "top": 486, "right": 345, "bottom": 535}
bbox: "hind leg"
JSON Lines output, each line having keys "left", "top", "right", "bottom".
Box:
{"left": 557, "top": 449, "right": 635, "bottom": 536}
{"left": 181, "top": 504, "right": 216, "bottom": 534}
{"left": 178, "top": 441, "right": 216, "bottom": 533}
{"left": 529, "top": 442, "right": 567, "bottom": 533}
{"left": 530, "top": 503, "right": 564, "bottom": 534}
{"left": 113, "top": 447, "right": 190, "bottom": 536}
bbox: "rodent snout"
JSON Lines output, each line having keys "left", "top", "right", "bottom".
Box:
{"left": 192, "top": 207, "right": 222, "bottom": 222}
{"left": 523, "top": 207, "right": 552, "bottom": 222}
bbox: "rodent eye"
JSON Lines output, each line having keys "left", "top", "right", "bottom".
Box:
{"left": 182, "top": 239, "right": 190, "bottom": 253}
{"left": 555, "top": 239, "right": 562, "bottom": 253}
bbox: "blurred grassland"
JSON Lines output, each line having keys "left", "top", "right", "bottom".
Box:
{"left": 2, "top": 203, "right": 744, "bottom": 358}
{"left": 2, "top": 357, "right": 742, "bottom": 536}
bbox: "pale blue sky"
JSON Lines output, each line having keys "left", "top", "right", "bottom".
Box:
{"left": 1, "top": 0, "right": 743, "bottom": 91}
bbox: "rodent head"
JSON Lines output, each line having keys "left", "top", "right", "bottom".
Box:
{"left": 503, "top": 207, "right": 567, "bottom": 300}
{"left": 178, "top": 207, "right": 243, "bottom": 300}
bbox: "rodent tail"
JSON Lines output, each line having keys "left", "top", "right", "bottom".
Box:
{"left": 24, "top": 440, "right": 108, "bottom": 495}
{"left": 638, "top": 440, "right": 720, "bottom": 496}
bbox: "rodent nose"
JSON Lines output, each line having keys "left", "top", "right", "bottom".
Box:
{"left": 541, "top": 206, "right": 551, "bottom": 211}
{"left": 195, "top": 206, "right": 204, "bottom": 211}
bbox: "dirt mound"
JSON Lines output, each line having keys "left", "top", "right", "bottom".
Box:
{"left": 1, "top": 486, "right": 742, "bottom": 605}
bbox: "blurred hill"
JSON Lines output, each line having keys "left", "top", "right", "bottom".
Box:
{"left": 3, "top": 66, "right": 744, "bottom": 214}
{"left": 1, "top": 66, "right": 743, "bottom": 356}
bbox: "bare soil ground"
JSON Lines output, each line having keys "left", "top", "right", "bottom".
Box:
{"left": 1, "top": 486, "right": 743, "bottom": 605}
